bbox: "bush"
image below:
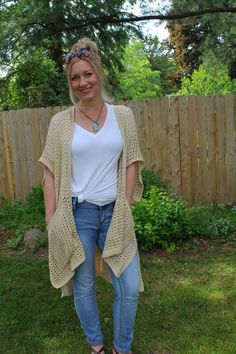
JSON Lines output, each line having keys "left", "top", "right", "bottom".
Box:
{"left": 141, "top": 168, "right": 167, "bottom": 197}
{"left": 133, "top": 186, "right": 189, "bottom": 252}
{"left": 133, "top": 182, "right": 236, "bottom": 252}
{"left": 0, "top": 186, "right": 45, "bottom": 249}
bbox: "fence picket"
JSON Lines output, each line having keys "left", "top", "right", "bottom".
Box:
{"left": 0, "top": 95, "right": 235, "bottom": 206}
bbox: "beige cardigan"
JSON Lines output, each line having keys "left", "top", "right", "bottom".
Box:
{"left": 39, "top": 105, "right": 144, "bottom": 297}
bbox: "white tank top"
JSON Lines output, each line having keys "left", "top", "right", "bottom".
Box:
{"left": 71, "top": 104, "right": 123, "bottom": 206}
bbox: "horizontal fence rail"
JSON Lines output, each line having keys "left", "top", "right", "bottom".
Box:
{"left": 0, "top": 95, "right": 235, "bottom": 206}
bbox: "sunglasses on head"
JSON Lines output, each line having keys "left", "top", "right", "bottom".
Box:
{"left": 64, "top": 47, "right": 92, "bottom": 64}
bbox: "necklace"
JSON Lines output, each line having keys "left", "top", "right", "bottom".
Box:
{"left": 78, "top": 102, "right": 104, "bottom": 132}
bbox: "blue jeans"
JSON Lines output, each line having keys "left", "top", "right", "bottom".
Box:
{"left": 72, "top": 199, "right": 140, "bottom": 354}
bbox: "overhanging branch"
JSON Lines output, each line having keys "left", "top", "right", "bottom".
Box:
{"left": 60, "top": 7, "right": 236, "bottom": 32}
{"left": 101, "top": 7, "right": 236, "bottom": 24}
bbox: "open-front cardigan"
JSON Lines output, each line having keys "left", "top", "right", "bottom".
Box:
{"left": 39, "top": 105, "right": 144, "bottom": 297}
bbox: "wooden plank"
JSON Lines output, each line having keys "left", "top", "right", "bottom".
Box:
{"left": 157, "top": 97, "right": 167, "bottom": 184}
{"left": 2, "top": 111, "right": 15, "bottom": 202}
{"left": 45, "top": 106, "right": 53, "bottom": 129}
{"left": 14, "top": 109, "right": 25, "bottom": 200}
{"left": 8, "top": 110, "right": 20, "bottom": 200}
{"left": 215, "top": 95, "right": 227, "bottom": 204}
{"left": 160, "top": 97, "right": 172, "bottom": 187}
{"left": 206, "top": 96, "right": 217, "bottom": 205}
{"left": 196, "top": 96, "right": 209, "bottom": 204}
{"left": 188, "top": 96, "right": 199, "bottom": 206}
{"left": 168, "top": 96, "right": 181, "bottom": 197}
{"left": 135, "top": 101, "right": 145, "bottom": 165}
{"left": 0, "top": 112, "right": 8, "bottom": 200}
{"left": 37, "top": 107, "right": 47, "bottom": 153}
{"left": 135, "top": 100, "right": 145, "bottom": 164}
{"left": 23, "top": 108, "right": 36, "bottom": 194}
{"left": 31, "top": 108, "right": 43, "bottom": 185}
{"left": 225, "top": 95, "right": 236, "bottom": 203}
{"left": 17, "top": 109, "right": 29, "bottom": 200}
{"left": 151, "top": 98, "right": 162, "bottom": 173}
{"left": 179, "top": 96, "right": 192, "bottom": 205}
{"left": 149, "top": 98, "right": 159, "bottom": 171}
{"left": 142, "top": 99, "right": 153, "bottom": 169}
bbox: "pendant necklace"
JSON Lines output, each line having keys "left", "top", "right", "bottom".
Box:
{"left": 78, "top": 102, "right": 104, "bottom": 132}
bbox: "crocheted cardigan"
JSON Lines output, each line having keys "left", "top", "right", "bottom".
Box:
{"left": 39, "top": 105, "right": 144, "bottom": 297}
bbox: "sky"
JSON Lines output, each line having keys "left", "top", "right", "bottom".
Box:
{"left": 127, "top": 0, "right": 170, "bottom": 40}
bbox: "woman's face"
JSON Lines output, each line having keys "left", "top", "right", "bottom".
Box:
{"left": 70, "top": 59, "right": 102, "bottom": 103}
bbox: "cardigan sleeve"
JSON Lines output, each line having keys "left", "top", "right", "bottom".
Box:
{"left": 126, "top": 107, "right": 144, "bottom": 202}
{"left": 38, "top": 119, "right": 56, "bottom": 174}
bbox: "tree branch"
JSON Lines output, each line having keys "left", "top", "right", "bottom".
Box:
{"left": 60, "top": 7, "right": 236, "bottom": 32}
{"left": 100, "top": 7, "right": 236, "bottom": 24}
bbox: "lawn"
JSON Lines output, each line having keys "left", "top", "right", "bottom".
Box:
{"left": 0, "top": 238, "right": 236, "bottom": 354}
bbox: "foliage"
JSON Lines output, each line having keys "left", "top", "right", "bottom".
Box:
{"left": 115, "top": 39, "right": 163, "bottom": 100}
{"left": 143, "top": 35, "right": 179, "bottom": 94}
{"left": 133, "top": 185, "right": 236, "bottom": 252}
{"left": 0, "top": 76, "right": 8, "bottom": 111}
{"left": 7, "top": 50, "right": 69, "bottom": 109}
{"left": 133, "top": 186, "right": 189, "bottom": 252}
{"left": 0, "top": 0, "right": 140, "bottom": 108}
{"left": 167, "top": 0, "right": 236, "bottom": 84}
{"left": 0, "top": 186, "right": 45, "bottom": 249}
{"left": 177, "top": 62, "right": 236, "bottom": 96}
{"left": 141, "top": 168, "right": 168, "bottom": 197}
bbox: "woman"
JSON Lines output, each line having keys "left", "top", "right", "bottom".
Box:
{"left": 39, "top": 37, "right": 144, "bottom": 354}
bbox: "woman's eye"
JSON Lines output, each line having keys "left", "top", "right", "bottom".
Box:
{"left": 71, "top": 76, "right": 78, "bottom": 81}
{"left": 85, "top": 72, "right": 93, "bottom": 77}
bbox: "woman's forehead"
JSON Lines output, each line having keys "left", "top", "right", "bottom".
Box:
{"left": 70, "top": 59, "right": 94, "bottom": 74}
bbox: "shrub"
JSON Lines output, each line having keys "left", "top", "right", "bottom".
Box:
{"left": 141, "top": 168, "right": 167, "bottom": 197}
{"left": 0, "top": 186, "right": 45, "bottom": 249}
{"left": 133, "top": 183, "right": 236, "bottom": 252}
{"left": 133, "top": 186, "right": 189, "bottom": 252}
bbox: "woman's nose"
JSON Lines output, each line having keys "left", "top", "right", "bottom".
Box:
{"left": 79, "top": 76, "right": 87, "bottom": 87}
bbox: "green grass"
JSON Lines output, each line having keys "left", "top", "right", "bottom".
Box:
{"left": 1, "top": 239, "right": 236, "bottom": 354}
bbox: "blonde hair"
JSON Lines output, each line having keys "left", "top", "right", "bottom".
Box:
{"left": 64, "top": 37, "right": 113, "bottom": 105}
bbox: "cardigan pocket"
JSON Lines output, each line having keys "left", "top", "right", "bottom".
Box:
{"left": 46, "top": 204, "right": 61, "bottom": 231}
{"left": 122, "top": 197, "right": 135, "bottom": 247}
{"left": 46, "top": 204, "right": 80, "bottom": 288}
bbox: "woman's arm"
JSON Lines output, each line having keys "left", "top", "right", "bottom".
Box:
{"left": 44, "top": 168, "right": 56, "bottom": 225}
{"left": 126, "top": 162, "right": 137, "bottom": 206}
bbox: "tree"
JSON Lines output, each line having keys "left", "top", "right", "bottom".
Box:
{"left": 0, "top": 0, "right": 138, "bottom": 108}
{"left": 116, "top": 39, "right": 163, "bottom": 100}
{"left": 7, "top": 50, "right": 68, "bottom": 110}
{"left": 1, "top": 1, "right": 236, "bottom": 109}
{"left": 0, "top": 0, "right": 138, "bottom": 74}
{"left": 143, "top": 36, "right": 178, "bottom": 94}
{"left": 167, "top": 0, "right": 236, "bottom": 85}
{"left": 176, "top": 62, "right": 236, "bottom": 96}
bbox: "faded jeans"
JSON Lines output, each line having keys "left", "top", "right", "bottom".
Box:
{"left": 72, "top": 198, "right": 140, "bottom": 354}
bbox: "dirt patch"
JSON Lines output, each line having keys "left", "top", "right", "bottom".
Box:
{"left": 1, "top": 232, "right": 235, "bottom": 260}
{"left": 140, "top": 237, "right": 235, "bottom": 261}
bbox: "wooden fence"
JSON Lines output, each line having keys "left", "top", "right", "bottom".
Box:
{"left": 0, "top": 95, "right": 235, "bottom": 206}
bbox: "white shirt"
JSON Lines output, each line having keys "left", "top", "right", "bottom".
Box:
{"left": 71, "top": 104, "right": 123, "bottom": 206}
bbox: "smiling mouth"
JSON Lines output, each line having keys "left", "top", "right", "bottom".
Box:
{"left": 80, "top": 87, "right": 92, "bottom": 92}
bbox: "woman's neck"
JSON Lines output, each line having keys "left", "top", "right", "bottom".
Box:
{"left": 78, "top": 97, "right": 104, "bottom": 112}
